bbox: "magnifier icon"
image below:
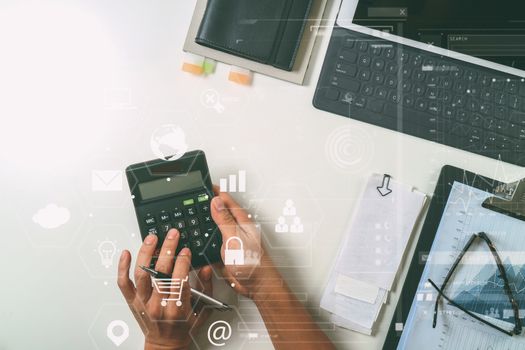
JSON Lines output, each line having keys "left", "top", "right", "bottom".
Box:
{"left": 201, "top": 89, "right": 225, "bottom": 113}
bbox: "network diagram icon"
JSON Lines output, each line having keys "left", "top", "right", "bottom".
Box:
{"left": 275, "top": 199, "right": 304, "bottom": 233}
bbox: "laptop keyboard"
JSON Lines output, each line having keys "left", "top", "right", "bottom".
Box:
{"left": 314, "top": 27, "right": 525, "bottom": 166}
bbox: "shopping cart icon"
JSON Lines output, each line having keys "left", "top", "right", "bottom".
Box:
{"left": 152, "top": 276, "right": 189, "bottom": 307}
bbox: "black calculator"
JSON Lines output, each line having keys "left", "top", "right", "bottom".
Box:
{"left": 125, "top": 150, "right": 222, "bottom": 267}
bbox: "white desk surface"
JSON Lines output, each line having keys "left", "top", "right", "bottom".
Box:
{"left": 1, "top": 0, "right": 524, "bottom": 349}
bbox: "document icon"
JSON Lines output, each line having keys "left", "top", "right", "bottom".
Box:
{"left": 92, "top": 170, "right": 123, "bottom": 192}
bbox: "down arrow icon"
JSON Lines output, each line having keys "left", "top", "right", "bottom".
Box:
{"left": 377, "top": 174, "right": 393, "bottom": 197}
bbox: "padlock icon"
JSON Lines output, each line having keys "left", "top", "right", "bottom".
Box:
{"left": 224, "top": 236, "right": 245, "bottom": 265}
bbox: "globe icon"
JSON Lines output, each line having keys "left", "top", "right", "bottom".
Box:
{"left": 150, "top": 125, "right": 188, "bottom": 161}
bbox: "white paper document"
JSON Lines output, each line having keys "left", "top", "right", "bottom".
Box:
{"left": 321, "top": 174, "right": 427, "bottom": 334}
{"left": 335, "top": 174, "right": 427, "bottom": 291}
{"left": 399, "top": 182, "right": 525, "bottom": 350}
{"left": 321, "top": 270, "right": 388, "bottom": 330}
{"left": 335, "top": 274, "right": 379, "bottom": 304}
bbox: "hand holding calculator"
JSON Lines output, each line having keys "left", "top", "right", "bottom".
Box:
{"left": 126, "top": 150, "right": 222, "bottom": 267}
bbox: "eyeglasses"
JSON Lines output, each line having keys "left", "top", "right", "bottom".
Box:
{"left": 428, "top": 231, "right": 522, "bottom": 336}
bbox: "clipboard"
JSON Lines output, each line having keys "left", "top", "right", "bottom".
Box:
{"left": 382, "top": 165, "right": 525, "bottom": 349}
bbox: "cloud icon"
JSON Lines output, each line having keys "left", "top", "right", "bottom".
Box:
{"left": 32, "top": 204, "right": 71, "bottom": 229}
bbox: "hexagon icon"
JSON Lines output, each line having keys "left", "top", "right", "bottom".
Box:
{"left": 140, "top": 109, "right": 205, "bottom": 161}
{"left": 15, "top": 181, "right": 88, "bottom": 248}
{"left": 193, "top": 85, "right": 253, "bottom": 127}
{"left": 89, "top": 303, "right": 143, "bottom": 350}
{"left": 201, "top": 223, "right": 263, "bottom": 283}
{"left": 78, "top": 224, "right": 139, "bottom": 279}
{"left": 208, "top": 155, "right": 265, "bottom": 201}
{"left": 77, "top": 152, "right": 132, "bottom": 209}
{"left": 189, "top": 304, "right": 266, "bottom": 350}
{"left": 249, "top": 183, "right": 325, "bottom": 268}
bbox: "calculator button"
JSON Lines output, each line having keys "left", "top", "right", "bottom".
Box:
{"left": 191, "top": 239, "right": 204, "bottom": 250}
{"left": 209, "top": 236, "right": 222, "bottom": 251}
{"left": 198, "top": 203, "right": 210, "bottom": 213}
{"left": 144, "top": 214, "right": 156, "bottom": 226}
{"left": 179, "top": 230, "right": 188, "bottom": 240}
{"left": 183, "top": 198, "right": 195, "bottom": 206}
{"left": 188, "top": 217, "right": 199, "bottom": 226}
{"left": 203, "top": 224, "right": 217, "bottom": 234}
{"left": 160, "top": 223, "right": 172, "bottom": 234}
{"left": 174, "top": 220, "right": 186, "bottom": 230}
{"left": 147, "top": 227, "right": 159, "bottom": 235}
{"left": 186, "top": 206, "right": 197, "bottom": 216}
{"left": 197, "top": 193, "right": 210, "bottom": 202}
{"left": 202, "top": 215, "right": 212, "bottom": 224}
{"left": 159, "top": 211, "right": 170, "bottom": 222}
{"left": 190, "top": 228, "right": 201, "bottom": 238}
{"left": 172, "top": 208, "right": 184, "bottom": 219}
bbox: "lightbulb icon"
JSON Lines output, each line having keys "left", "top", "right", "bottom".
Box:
{"left": 98, "top": 240, "right": 117, "bottom": 268}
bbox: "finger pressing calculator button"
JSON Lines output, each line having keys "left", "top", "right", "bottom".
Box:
{"left": 147, "top": 227, "right": 159, "bottom": 235}
{"left": 174, "top": 220, "right": 186, "bottom": 230}
{"left": 190, "top": 228, "right": 201, "bottom": 238}
{"left": 144, "top": 215, "right": 156, "bottom": 226}
{"left": 159, "top": 211, "right": 170, "bottom": 222}
{"left": 172, "top": 208, "right": 184, "bottom": 219}
{"left": 161, "top": 223, "right": 171, "bottom": 233}
{"left": 177, "top": 241, "right": 190, "bottom": 254}
{"left": 188, "top": 217, "right": 199, "bottom": 226}
{"left": 186, "top": 206, "right": 197, "bottom": 216}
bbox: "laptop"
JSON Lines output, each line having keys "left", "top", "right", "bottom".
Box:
{"left": 314, "top": 0, "right": 525, "bottom": 166}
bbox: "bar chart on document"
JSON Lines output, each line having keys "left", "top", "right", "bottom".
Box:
{"left": 219, "top": 170, "right": 246, "bottom": 193}
{"left": 399, "top": 181, "right": 525, "bottom": 350}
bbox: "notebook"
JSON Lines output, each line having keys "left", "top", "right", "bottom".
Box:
{"left": 183, "top": 0, "right": 328, "bottom": 84}
{"left": 195, "top": 0, "right": 313, "bottom": 71}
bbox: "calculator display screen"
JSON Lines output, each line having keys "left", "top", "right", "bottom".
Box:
{"left": 138, "top": 171, "right": 204, "bottom": 200}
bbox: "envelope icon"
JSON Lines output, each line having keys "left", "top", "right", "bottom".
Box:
{"left": 92, "top": 170, "right": 123, "bottom": 192}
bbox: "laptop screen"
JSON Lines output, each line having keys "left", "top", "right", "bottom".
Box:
{"left": 351, "top": 0, "right": 525, "bottom": 70}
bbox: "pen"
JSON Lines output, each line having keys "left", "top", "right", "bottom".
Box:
{"left": 140, "top": 266, "right": 231, "bottom": 311}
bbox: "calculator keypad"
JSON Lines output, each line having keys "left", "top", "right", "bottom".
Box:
{"left": 159, "top": 211, "right": 170, "bottom": 222}
{"left": 172, "top": 208, "right": 184, "bottom": 219}
{"left": 141, "top": 193, "right": 220, "bottom": 266}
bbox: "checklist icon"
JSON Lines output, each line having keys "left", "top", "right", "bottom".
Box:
{"left": 92, "top": 170, "right": 123, "bottom": 192}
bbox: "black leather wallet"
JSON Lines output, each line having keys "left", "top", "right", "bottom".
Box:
{"left": 195, "top": 0, "right": 313, "bottom": 71}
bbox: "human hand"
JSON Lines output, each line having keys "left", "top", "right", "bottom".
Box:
{"left": 211, "top": 190, "right": 336, "bottom": 350}
{"left": 210, "top": 188, "right": 282, "bottom": 304}
{"left": 117, "top": 229, "right": 213, "bottom": 350}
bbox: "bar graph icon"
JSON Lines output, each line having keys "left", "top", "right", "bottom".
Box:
{"left": 220, "top": 170, "right": 246, "bottom": 193}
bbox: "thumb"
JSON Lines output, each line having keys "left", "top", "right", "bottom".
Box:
{"left": 211, "top": 196, "right": 238, "bottom": 240}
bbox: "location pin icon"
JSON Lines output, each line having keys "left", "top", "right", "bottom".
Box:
{"left": 107, "top": 320, "right": 129, "bottom": 347}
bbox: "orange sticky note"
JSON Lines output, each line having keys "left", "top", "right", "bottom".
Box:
{"left": 228, "top": 66, "right": 252, "bottom": 85}
{"left": 182, "top": 53, "right": 204, "bottom": 75}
